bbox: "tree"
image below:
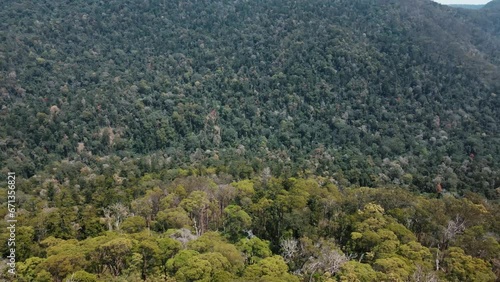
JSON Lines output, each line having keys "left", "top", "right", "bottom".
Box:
{"left": 131, "top": 187, "right": 165, "bottom": 229}
{"left": 16, "top": 257, "right": 46, "bottom": 282}
{"left": 237, "top": 237, "right": 273, "bottom": 265}
{"left": 121, "top": 216, "right": 147, "bottom": 233}
{"left": 408, "top": 265, "right": 439, "bottom": 282}
{"left": 157, "top": 237, "right": 182, "bottom": 277}
{"left": 373, "top": 257, "right": 413, "bottom": 282}
{"left": 442, "top": 215, "right": 466, "bottom": 248}
{"left": 303, "top": 243, "right": 349, "bottom": 279}
{"left": 39, "top": 250, "right": 87, "bottom": 282}
{"left": 78, "top": 207, "right": 106, "bottom": 239}
{"left": 174, "top": 255, "right": 212, "bottom": 282}
{"left": 215, "top": 184, "right": 237, "bottom": 217}
{"left": 102, "top": 203, "right": 129, "bottom": 231}
{"left": 338, "top": 261, "right": 381, "bottom": 282}
{"left": 44, "top": 207, "right": 78, "bottom": 239}
{"left": 188, "top": 232, "right": 245, "bottom": 273}
{"left": 131, "top": 197, "right": 154, "bottom": 230}
{"left": 96, "top": 237, "right": 133, "bottom": 276}
{"left": 173, "top": 252, "right": 234, "bottom": 282}
{"left": 280, "top": 238, "right": 299, "bottom": 263}
{"left": 137, "top": 238, "right": 161, "bottom": 280}
{"left": 64, "top": 270, "right": 97, "bottom": 282}
{"left": 442, "top": 247, "right": 496, "bottom": 282}
{"left": 223, "top": 205, "right": 252, "bottom": 241}
{"left": 12, "top": 226, "right": 39, "bottom": 261}
{"left": 169, "top": 228, "right": 198, "bottom": 248}
{"left": 180, "top": 191, "right": 210, "bottom": 235}
{"left": 232, "top": 180, "right": 255, "bottom": 202}
{"left": 155, "top": 207, "right": 192, "bottom": 232}
{"left": 243, "top": 255, "right": 300, "bottom": 282}
{"left": 454, "top": 225, "right": 500, "bottom": 262}
{"left": 80, "top": 234, "right": 118, "bottom": 276}
{"left": 166, "top": 249, "right": 200, "bottom": 276}
{"left": 35, "top": 270, "right": 53, "bottom": 282}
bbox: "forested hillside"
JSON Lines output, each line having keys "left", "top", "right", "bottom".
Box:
{"left": 1, "top": 0, "right": 500, "bottom": 281}
{"left": 1, "top": 0, "right": 500, "bottom": 196}
{"left": 449, "top": 4, "right": 484, "bottom": 9}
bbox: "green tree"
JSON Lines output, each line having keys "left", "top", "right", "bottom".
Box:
{"left": 121, "top": 216, "right": 147, "bottom": 233}
{"left": 155, "top": 207, "right": 192, "bottom": 232}
{"left": 173, "top": 252, "right": 234, "bottom": 282}
{"left": 188, "top": 232, "right": 245, "bottom": 273}
{"left": 157, "top": 237, "right": 182, "bottom": 277}
{"left": 35, "top": 270, "right": 53, "bottom": 282}
{"left": 180, "top": 191, "right": 210, "bottom": 235}
{"left": 38, "top": 250, "right": 87, "bottom": 282}
{"left": 166, "top": 249, "right": 200, "bottom": 275}
{"left": 455, "top": 225, "right": 500, "bottom": 262}
{"left": 442, "top": 247, "right": 496, "bottom": 282}
{"left": 338, "top": 261, "right": 381, "bottom": 282}
{"left": 12, "top": 226, "right": 38, "bottom": 261}
{"left": 16, "top": 257, "right": 46, "bottom": 282}
{"left": 373, "top": 257, "right": 412, "bottom": 281}
{"left": 243, "top": 255, "right": 300, "bottom": 282}
{"left": 64, "top": 270, "right": 97, "bottom": 282}
{"left": 236, "top": 237, "right": 273, "bottom": 264}
{"left": 223, "top": 205, "right": 252, "bottom": 241}
{"left": 96, "top": 237, "right": 133, "bottom": 276}
{"left": 137, "top": 238, "right": 161, "bottom": 280}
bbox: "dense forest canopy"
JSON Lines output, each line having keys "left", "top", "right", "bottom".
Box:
{"left": 1, "top": 0, "right": 500, "bottom": 196}
{"left": 1, "top": 0, "right": 500, "bottom": 281}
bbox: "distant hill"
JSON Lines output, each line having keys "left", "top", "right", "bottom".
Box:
{"left": 483, "top": 0, "right": 500, "bottom": 9}
{"left": 463, "top": 0, "right": 500, "bottom": 36}
{"left": 1, "top": 0, "right": 500, "bottom": 196}
{"left": 449, "top": 4, "right": 484, "bottom": 9}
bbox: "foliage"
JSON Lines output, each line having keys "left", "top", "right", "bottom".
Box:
{"left": 1, "top": 0, "right": 500, "bottom": 198}
{"left": 1, "top": 175, "right": 498, "bottom": 281}
{"left": 1, "top": 0, "right": 500, "bottom": 280}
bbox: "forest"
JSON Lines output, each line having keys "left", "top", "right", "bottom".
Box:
{"left": 0, "top": 0, "right": 500, "bottom": 281}
{"left": 1, "top": 169, "right": 499, "bottom": 281}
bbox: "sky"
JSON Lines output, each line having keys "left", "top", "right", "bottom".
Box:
{"left": 433, "top": 0, "right": 490, "bottom": 4}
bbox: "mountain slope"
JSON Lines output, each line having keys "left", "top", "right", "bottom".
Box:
{"left": 449, "top": 4, "right": 484, "bottom": 9}
{"left": 1, "top": 0, "right": 499, "bottom": 196}
{"left": 475, "top": 0, "right": 500, "bottom": 35}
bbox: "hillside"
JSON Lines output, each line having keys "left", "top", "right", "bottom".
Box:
{"left": 485, "top": 0, "right": 500, "bottom": 9}
{"left": 1, "top": 0, "right": 500, "bottom": 281}
{"left": 449, "top": 4, "right": 485, "bottom": 9}
{"left": 472, "top": 0, "right": 500, "bottom": 36}
{"left": 1, "top": 0, "right": 500, "bottom": 196}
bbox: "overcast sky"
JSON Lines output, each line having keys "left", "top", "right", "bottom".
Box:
{"left": 433, "top": 0, "right": 490, "bottom": 4}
